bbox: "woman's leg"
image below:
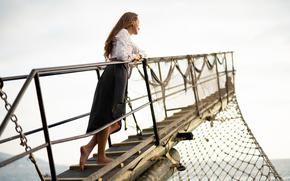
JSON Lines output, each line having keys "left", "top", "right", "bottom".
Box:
{"left": 97, "top": 127, "right": 112, "bottom": 163}
{"left": 110, "top": 122, "right": 121, "bottom": 134}
{"left": 96, "top": 122, "right": 120, "bottom": 163}
{"left": 80, "top": 122, "right": 121, "bottom": 168}
{"left": 79, "top": 134, "right": 98, "bottom": 170}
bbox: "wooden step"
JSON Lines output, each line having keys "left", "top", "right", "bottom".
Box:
{"left": 172, "top": 110, "right": 192, "bottom": 117}
{"left": 173, "top": 111, "right": 188, "bottom": 116}
{"left": 70, "top": 163, "right": 105, "bottom": 171}
{"left": 128, "top": 132, "right": 153, "bottom": 140}
{"left": 44, "top": 177, "right": 84, "bottom": 181}
{"left": 124, "top": 136, "right": 150, "bottom": 141}
{"left": 156, "top": 120, "right": 173, "bottom": 126}
{"left": 111, "top": 140, "right": 142, "bottom": 147}
{"left": 93, "top": 150, "right": 126, "bottom": 157}
{"left": 142, "top": 126, "right": 164, "bottom": 132}
{"left": 164, "top": 116, "right": 181, "bottom": 121}
{"left": 92, "top": 150, "right": 142, "bottom": 163}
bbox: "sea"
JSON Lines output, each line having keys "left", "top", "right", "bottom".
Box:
{"left": 0, "top": 152, "right": 289, "bottom": 180}
{"left": 271, "top": 159, "right": 290, "bottom": 180}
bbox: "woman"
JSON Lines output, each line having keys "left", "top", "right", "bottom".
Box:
{"left": 79, "top": 12, "right": 145, "bottom": 170}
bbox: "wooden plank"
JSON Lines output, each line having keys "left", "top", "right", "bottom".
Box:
{"left": 128, "top": 132, "right": 153, "bottom": 140}
{"left": 44, "top": 177, "right": 84, "bottom": 181}
{"left": 107, "top": 144, "right": 157, "bottom": 181}
{"left": 106, "top": 144, "right": 137, "bottom": 152}
{"left": 70, "top": 163, "right": 105, "bottom": 170}
{"left": 156, "top": 120, "right": 174, "bottom": 126}
{"left": 142, "top": 126, "right": 164, "bottom": 132}
{"left": 111, "top": 140, "right": 143, "bottom": 147}
{"left": 85, "top": 138, "right": 155, "bottom": 180}
{"left": 93, "top": 150, "right": 126, "bottom": 157}
{"left": 173, "top": 110, "right": 190, "bottom": 115}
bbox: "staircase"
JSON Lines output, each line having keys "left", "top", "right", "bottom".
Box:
{"left": 44, "top": 89, "right": 234, "bottom": 181}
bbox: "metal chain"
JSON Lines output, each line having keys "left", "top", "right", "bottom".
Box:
{"left": 0, "top": 79, "right": 44, "bottom": 181}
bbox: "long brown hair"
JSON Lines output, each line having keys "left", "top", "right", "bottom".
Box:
{"left": 104, "top": 12, "right": 138, "bottom": 60}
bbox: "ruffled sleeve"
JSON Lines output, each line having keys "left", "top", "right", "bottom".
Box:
{"left": 113, "top": 29, "right": 133, "bottom": 61}
{"left": 111, "top": 29, "right": 146, "bottom": 61}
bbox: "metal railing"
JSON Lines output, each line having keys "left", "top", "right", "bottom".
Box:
{"left": 0, "top": 51, "right": 235, "bottom": 180}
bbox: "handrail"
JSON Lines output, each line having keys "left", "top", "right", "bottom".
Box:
{"left": 0, "top": 60, "right": 131, "bottom": 136}
{"left": 0, "top": 70, "right": 230, "bottom": 145}
{"left": 0, "top": 143, "right": 48, "bottom": 168}
{"left": 51, "top": 101, "right": 151, "bottom": 145}
{"left": 0, "top": 54, "right": 233, "bottom": 137}
{"left": 0, "top": 51, "right": 235, "bottom": 180}
{"left": 1, "top": 51, "right": 233, "bottom": 82}
{"left": 0, "top": 113, "right": 89, "bottom": 144}
{"left": 0, "top": 84, "right": 184, "bottom": 167}
{"left": 0, "top": 54, "right": 234, "bottom": 139}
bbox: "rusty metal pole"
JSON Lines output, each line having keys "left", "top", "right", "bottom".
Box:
{"left": 231, "top": 52, "right": 236, "bottom": 89}
{"left": 157, "top": 62, "right": 168, "bottom": 118}
{"left": 214, "top": 54, "right": 223, "bottom": 109}
{"left": 34, "top": 74, "right": 57, "bottom": 180}
{"left": 142, "top": 59, "right": 160, "bottom": 146}
{"left": 188, "top": 56, "right": 200, "bottom": 116}
{"left": 224, "top": 53, "right": 229, "bottom": 103}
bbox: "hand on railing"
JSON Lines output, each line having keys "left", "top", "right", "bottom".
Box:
{"left": 132, "top": 54, "right": 142, "bottom": 63}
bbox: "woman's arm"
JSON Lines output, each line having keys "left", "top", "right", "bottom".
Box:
{"left": 114, "top": 30, "right": 132, "bottom": 61}
{"left": 132, "top": 42, "right": 146, "bottom": 60}
{"left": 113, "top": 29, "right": 146, "bottom": 61}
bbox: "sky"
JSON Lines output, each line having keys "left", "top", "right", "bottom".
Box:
{"left": 0, "top": 0, "right": 290, "bottom": 167}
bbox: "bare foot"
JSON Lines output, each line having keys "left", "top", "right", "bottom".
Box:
{"left": 79, "top": 146, "right": 90, "bottom": 171}
{"left": 97, "top": 156, "right": 113, "bottom": 164}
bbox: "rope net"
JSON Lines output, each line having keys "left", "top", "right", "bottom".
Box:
{"left": 169, "top": 97, "right": 282, "bottom": 181}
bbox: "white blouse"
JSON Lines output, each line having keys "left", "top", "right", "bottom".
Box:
{"left": 110, "top": 29, "right": 146, "bottom": 61}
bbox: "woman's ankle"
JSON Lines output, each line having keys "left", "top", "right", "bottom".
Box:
{"left": 97, "top": 155, "right": 113, "bottom": 163}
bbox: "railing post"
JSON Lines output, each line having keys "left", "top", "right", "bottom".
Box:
{"left": 214, "top": 54, "right": 223, "bottom": 109}
{"left": 157, "top": 62, "right": 168, "bottom": 118}
{"left": 224, "top": 53, "right": 229, "bottom": 103}
{"left": 34, "top": 73, "right": 57, "bottom": 180}
{"left": 231, "top": 52, "right": 236, "bottom": 89}
{"left": 188, "top": 57, "right": 200, "bottom": 116}
{"left": 142, "top": 59, "right": 160, "bottom": 146}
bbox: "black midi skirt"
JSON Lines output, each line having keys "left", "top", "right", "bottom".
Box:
{"left": 86, "top": 64, "right": 128, "bottom": 133}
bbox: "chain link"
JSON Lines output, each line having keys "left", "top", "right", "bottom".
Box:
{"left": 0, "top": 82, "right": 44, "bottom": 180}
{"left": 0, "top": 89, "right": 31, "bottom": 149}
